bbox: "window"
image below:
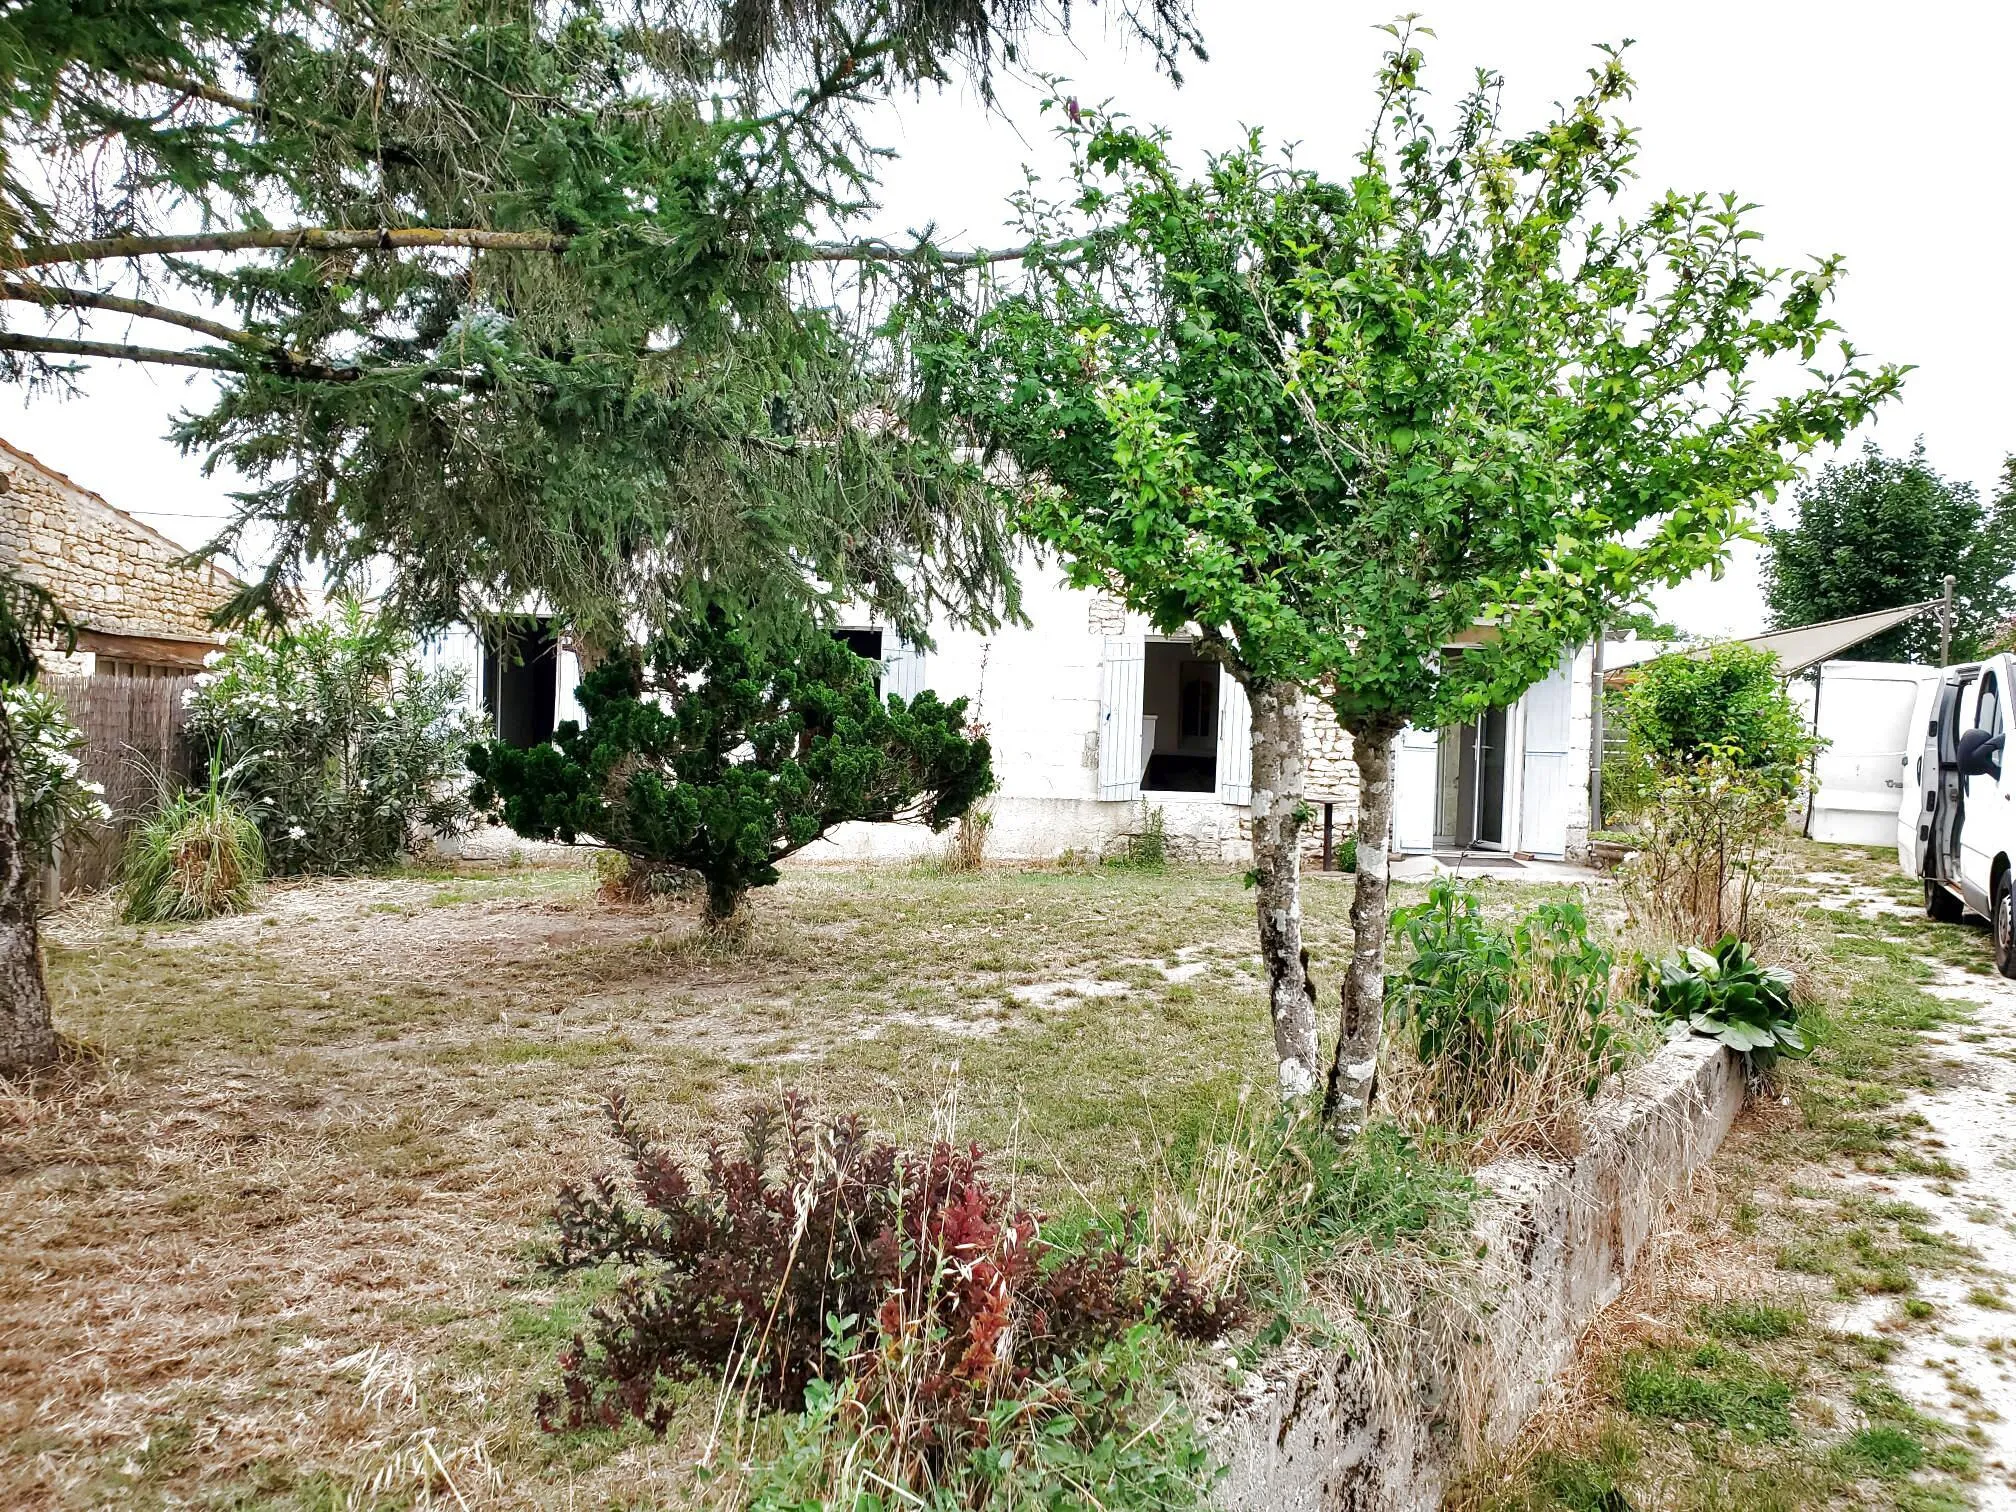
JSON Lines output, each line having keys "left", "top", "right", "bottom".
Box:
{"left": 482, "top": 619, "right": 559, "bottom": 748}
{"left": 833, "top": 628, "right": 884, "bottom": 695}
{"left": 1979, "top": 673, "right": 2003, "bottom": 739}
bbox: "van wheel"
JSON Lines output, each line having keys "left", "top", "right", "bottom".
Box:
{"left": 1927, "top": 880, "right": 1966, "bottom": 923}
{"left": 1997, "top": 875, "right": 2016, "bottom": 981}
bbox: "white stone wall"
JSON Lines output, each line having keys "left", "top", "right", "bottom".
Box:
{"left": 788, "top": 565, "right": 1598, "bottom": 870}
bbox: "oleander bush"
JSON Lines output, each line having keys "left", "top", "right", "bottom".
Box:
{"left": 183, "top": 601, "right": 482, "bottom": 875}
{"left": 3, "top": 684, "right": 108, "bottom": 867}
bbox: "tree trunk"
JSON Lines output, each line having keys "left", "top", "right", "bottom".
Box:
{"left": 0, "top": 705, "right": 56, "bottom": 1079}
{"left": 1248, "top": 679, "right": 1321, "bottom": 1103}
{"left": 1325, "top": 715, "right": 1402, "bottom": 1137}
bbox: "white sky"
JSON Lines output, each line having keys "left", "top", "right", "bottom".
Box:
{"left": 8, "top": 1, "right": 2011, "bottom": 639}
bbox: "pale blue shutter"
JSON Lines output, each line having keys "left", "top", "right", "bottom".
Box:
{"left": 1098, "top": 637, "right": 1146, "bottom": 800}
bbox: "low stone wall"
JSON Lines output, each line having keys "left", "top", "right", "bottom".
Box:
{"left": 1211, "top": 1035, "right": 1745, "bottom": 1511}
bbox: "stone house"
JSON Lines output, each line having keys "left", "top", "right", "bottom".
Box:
{"left": 802, "top": 563, "right": 1598, "bottom": 866}
{"left": 0, "top": 438, "right": 237, "bottom": 675}
{"left": 429, "top": 558, "right": 1597, "bottom": 866}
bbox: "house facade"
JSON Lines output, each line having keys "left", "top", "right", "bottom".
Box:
{"left": 805, "top": 565, "right": 1598, "bottom": 865}
{"left": 434, "top": 562, "right": 1595, "bottom": 866}
{"left": 0, "top": 439, "right": 236, "bottom": 674}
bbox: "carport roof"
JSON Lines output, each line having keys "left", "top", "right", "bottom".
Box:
{"left": 1722, "top": 599, "right": 1943, "bottom": 676}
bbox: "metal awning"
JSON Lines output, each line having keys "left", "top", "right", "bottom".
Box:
{"left": 1708, "top": 599, "right": 1943, "bottom": 677}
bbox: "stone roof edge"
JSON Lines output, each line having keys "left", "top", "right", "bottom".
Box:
{"left": 0, "top": 435, "right": 245, "bottom": 590}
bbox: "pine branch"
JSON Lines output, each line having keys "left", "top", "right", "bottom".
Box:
{"left": 123, "top": 63, "right": 265, "bottom": 117}
{"left": 12, "top": 226, "right": 1071, "bottom": 270}
{"left": 0, "top": 278, "right": 264, "bottom": 349}
{"left": 13, "top": 227, "right": 572, "bottom": 266}
{"left": 0, "top": 333, "right": 248, "bottom": 372}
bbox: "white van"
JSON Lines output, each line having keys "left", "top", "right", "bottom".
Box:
{"left": 1897, "top": 652, "right": 2015, "bottom": 977}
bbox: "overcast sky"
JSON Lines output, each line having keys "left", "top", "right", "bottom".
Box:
{"left": 8, "top": 2, "right": 2010, "bottom": 639}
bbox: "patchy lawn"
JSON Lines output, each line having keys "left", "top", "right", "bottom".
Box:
{"left": 4, "top": 855, "right": 1552, "bottom": 1510}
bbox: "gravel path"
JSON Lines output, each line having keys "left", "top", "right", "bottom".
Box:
{"left": 1838, "top": 957, "right": 2016, "bottom": 1507}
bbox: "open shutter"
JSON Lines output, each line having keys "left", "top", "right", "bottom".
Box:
{"left": 419, "top": 627, "right": 486, "bottom": 722}
{"left": 1392, "top": 724, "right": 1440, "bottom": 853}
{"left": 882, "top": 634, "right": 928, "bottom": 703}
{"left": 1518, "top": 654, "right": 1574, "bottom": 859}
{"left": 1097, "top": 636, "right": 1146, "bottom": 800}
{"left": 1215, "top": 668, "right": 1253, "bottom": 805}
{"left": 555, "top": 647, "right": 585, "bottom": 731}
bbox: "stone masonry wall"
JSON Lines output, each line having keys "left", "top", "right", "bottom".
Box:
{"left": 0, "top": 439, "right": 234, "bottom": 646}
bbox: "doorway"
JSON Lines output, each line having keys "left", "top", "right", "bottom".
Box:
{"left": 482, "top": 619, "right": 559, "bottom": 749}
{"left": 1432, "top": 706, "right": 1511, "bottom": 850}
{"left": 1141, "top": 639, "right": 1218, "bottom": 793}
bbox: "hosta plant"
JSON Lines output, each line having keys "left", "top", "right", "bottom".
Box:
{"left": 1645, "top": 937, "right": 1809, "bottom": 1064}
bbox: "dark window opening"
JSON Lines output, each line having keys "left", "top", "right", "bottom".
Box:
{"left": 1434, "top": 704, "right": 1510, "bottom": 849}
{"left": 1142, "top": 639, "right": 1218, "bottom": 793}
{"left": 483, "top": 619, "right": 559, "bottom": 748}
{"left": 833, "top": 627, "right": 884, "bottom": 694}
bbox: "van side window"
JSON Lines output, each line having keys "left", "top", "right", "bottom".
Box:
{"left": 1980, "top": 673, "right": 2004, "bottom": 738}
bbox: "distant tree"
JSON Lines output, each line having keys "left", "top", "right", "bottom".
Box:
{"left": 468, "top": 614, "right": 991, "bottom": 930}
{"left": 1764, "top": 442, "right": 2016, "bottom": 663}
{"left": 918, "top": 26, "right": 1899, "bottom": 1134}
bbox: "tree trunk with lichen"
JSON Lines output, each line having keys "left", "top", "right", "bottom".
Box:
{"left": 0, "top": 708, "right": 55, "bottom": 1079}
{"left": 1248, "top": 678, "right": 1322, "bottom": 1103}
{"left": 1325, "top": 715, "right": 1402, "bottom": 1137}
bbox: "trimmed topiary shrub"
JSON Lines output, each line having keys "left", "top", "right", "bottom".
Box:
{"left": 469, "top": 613, "right": 991, "bottom": 928}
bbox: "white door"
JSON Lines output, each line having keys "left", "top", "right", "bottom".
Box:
{"left": 1809, "top": 660, "right": 1936, "bottom": 847}
{"left": 1392, "top": 723, "right": 1440, "bottom": 853}
{"left": 1959, "top": 662, "right": 2009, "bottom": 913}
{"left": 420, "top": 626, "right": 486, "bottom": 725}
{"left": 1097, "top": 637, "right": 1146, "bottom": 801}
{"left": 1898, "top": 673, "right": 1942, "bottom": 877}
{"left": 1215, "top": 668, "right": 1253, "bottom": 805}
{"left": 556, "top": 647, "right": 585, "bottom": 730}
{"left": 1518, "top": 655, "right": 1574, "bottom": 860}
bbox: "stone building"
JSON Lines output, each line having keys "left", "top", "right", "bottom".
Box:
{"left": 433, "top": 555, "right": 1597, "bottom": 867}
{"left": 787, "top": 562, "right": 1598, "bottom": 866}
{"left": 0, "top": 439, "right": 237, "bottom": 675}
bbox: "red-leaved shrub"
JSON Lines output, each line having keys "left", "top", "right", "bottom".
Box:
{"left": 537, "top": 1090, "right": 1235, "bottom": 1437}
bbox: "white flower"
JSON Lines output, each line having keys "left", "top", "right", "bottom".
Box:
{"left": 287, "top": 825, "right": 307, "bottom": 840}
{"left": 81, "top": 780, "right": 104, "bottom": 795}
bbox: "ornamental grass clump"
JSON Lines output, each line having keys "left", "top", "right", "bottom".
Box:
{"left": 540, "top": 1090, "right": 1233, "bottom": 1505}
{"left": 120, "top": 765, "right": 264, "bottom": 922}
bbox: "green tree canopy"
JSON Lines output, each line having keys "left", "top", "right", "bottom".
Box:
{"left": 0, "top": 0, "right": 1202, "bottom": 641}
{"left": 1764, "top": 441, "right": 2016, "bottom": 664}
{"left": 1613, "top": 644, "right": 1818, "bottom": 795}
{"left": 467, "top": 613, "right": 991, "bottom": 925}
{"left": 916, "top": 25, "right": 1901, "bottom": 1130}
